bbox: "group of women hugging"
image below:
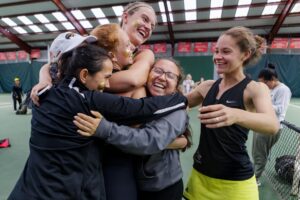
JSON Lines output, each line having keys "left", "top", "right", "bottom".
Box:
{"left": 9, "top": 2, "right": 279, "bottom": 200}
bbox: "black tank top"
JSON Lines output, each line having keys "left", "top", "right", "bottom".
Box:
{"left": 193, "top": 76, "right": 254, "bottom": 180}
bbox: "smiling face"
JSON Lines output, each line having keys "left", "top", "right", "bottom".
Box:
{"left": 213, "top": 35, "right": 250, "bottom": 75}
{"left": 113, "top": 28, "right": 134, "bottom": 68}
{"left": 91, "top": 24, "right": 134, "bottom": 70}
{"left": 122, "top": 6, "right": 156, "bottom": 47}
{"left": 84, "top": 59, "right": 113, "bottom": 91}
{"left": 146, "top": 59, "right": 180, "bottom": 96}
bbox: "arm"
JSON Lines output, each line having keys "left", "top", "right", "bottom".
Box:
{"left": 166, "top": 136, "right": 188, "bottom": 149}
{"left": 186, "top": 80, "right": 214, "bottom": 108}
{"left": 74, "top": 110, "right": 189, "bottom": 150}
{"left": 87, "top": 91, "right": 187, "bottom": 125}
{"left": 38, "top": 63, "right": 52, "bottom": 85}
{"left": 91, "top": 110, "right": 188, "bottom": 155}
{"left": 199, "top": 82, "right": 279, "bottom": 135}
{"left": 106, "top": 49, "right": 154, "bottom": 93}
{"left": 30, "top": 63, "right": 52, "bottom": 105}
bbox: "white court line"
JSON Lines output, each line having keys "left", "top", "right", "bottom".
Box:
{"left": 289, "top": 103, "right": 300, "bottom": 109}
{"left": 0, "top": 102, "right": 12, "bottom": 109}
{"left": 0, "top": 102, "right": 11, "bottom": 105}
{"left": 0, "top": 105, "right": 12, "bottom": 109}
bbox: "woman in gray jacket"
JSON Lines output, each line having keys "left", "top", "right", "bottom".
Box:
{"left": 74, "top": 58, "right": 191, "bottom": 200}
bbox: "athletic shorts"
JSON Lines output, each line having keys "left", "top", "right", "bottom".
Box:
{"left": 183, "top": 168, "right": 258, "bottom": 200}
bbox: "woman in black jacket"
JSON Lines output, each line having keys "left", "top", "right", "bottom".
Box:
{"left": 8, "top": 44, "right": 187, "bottom": 200}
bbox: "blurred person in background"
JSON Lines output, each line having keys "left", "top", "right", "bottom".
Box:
{"left": 182, "top": 74, "right": 195, "bottom": 94}
{"left": 252, "top": 63, "right": 292, "bottom": 186}
{"left": 12, "top": 77, "right": 23, "bottom": 111}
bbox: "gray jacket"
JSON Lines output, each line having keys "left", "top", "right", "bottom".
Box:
{"left": 95, "top": 109, "right": 189, "bottom": 191}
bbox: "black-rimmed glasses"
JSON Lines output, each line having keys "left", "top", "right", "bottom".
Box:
{"left": 151, "top": 67, "right": 179, "bottom": 81}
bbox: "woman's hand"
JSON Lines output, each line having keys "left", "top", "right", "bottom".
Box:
{"left": 199, "top": 104, "right": 238, "bottom": 128}
{"left": 73, "top": 110, "right": 103, "bottom": 136}
{"left": 166, "top": 135, "right": 188, "bottom": 149}
{"left": 30, "top": 82, "right": 51, "bottom": 106}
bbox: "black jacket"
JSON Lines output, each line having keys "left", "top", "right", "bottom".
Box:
{"left": 9, "top": 77, "right": 187, "bottom": 200}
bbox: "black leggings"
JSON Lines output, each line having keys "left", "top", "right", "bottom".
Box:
{"left": 13, "top": 96, "right": 22, "bottom": 110}
{"left": 139, "top": 179, "right": 183, "bottom": 200}
{"left": 103, "top": 147, "right": 138, "bottom": 200}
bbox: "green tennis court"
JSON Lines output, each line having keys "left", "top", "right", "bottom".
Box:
{"left": 1, "top": 94, "right": 300, "bottom": 200}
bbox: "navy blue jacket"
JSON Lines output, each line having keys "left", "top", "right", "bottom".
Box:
{"left": 8, "top": 77, "right": 187, "bottom": 200}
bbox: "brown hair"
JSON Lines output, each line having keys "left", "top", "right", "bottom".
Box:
{"left": 221, "top": 26, "right": 263, "bottom": 66}
{"left": 90, "top": 23, "right": 120, "bottom": 52}
{"left": 120, "top": 1, "right": 156, "bottom": 27}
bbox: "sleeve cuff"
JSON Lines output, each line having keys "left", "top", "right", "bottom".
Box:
{"left": 94, "top": 118, "right": 112, "bottom": 139}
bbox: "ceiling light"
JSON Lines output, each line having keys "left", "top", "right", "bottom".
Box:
{"left": 169, "top": 14, "right": 174, "bottom": 22}
{"left": 267, "top": 0, "right": 281, "bottom": 2}
{"left": 161, "top": 14, "right": 174, "bottom": 22}
{"left": 80, "top": 20, "right": 93, "bottom": 28}
{"left": 210, "top": 9, "right": 222, "bottom": 19}
{"left": 291, "top": 3, "right": 300, "bottom": 13}
{"left": 14, "top": 26, "right": 27, "bottom": 34}
{"left": 262, "top": 5, "right": 278, "bottom": 15}
{"left": 235, "top": 7, "right": 249, "bottom": 17}
{"left": 1, "top": 17, "right": 17, "bottom": 26}
{"left": 62, "top": 22, "right": 75, "bottom": 30}
{"left": 29, "top": 25, "right": 42, "bottom": 33}
{"left": 159, "top": 1, "right": 172, "bottom": 11}
{"left": 45, "top": 23, "right": 58, "bottom": 31}
{"left": 184, "top": 0, "right": 196, "bottom": 10}
{"left": 159, "top": 1, "right": 173, "bottom": 22}
{"left": 18, "top": 16, "right": 33, "bottom": 25}
{"left": 71, "top": 10, "right": 86, "bottom": 20}
{"left": 52, "top": 12, "right": 67, "bottom": 22}
{"left": 185, "top": 11, "right": 197, "bottom": 21}
{"left": 91, "top": 8, "right": 106, "bottom": 18}
{"left": 161, "top": 14, "right": 166, "bottom": 22}
{"left": 211, "top": 0, "right": 224, "bottom": 8}
{"left": 159, "top": 2, "right": 165, "bottom": 12}
{"left": 238, "top": 0, "right": 252, "bottom": 5}
{"left": 112, "top": 6, "right": 124, "bottom": 16}
{"left": 34, "top": 14, "right": 49, "bottom": 23}
{"left": 98, "top": 19, "right": 110, "bottom": 25}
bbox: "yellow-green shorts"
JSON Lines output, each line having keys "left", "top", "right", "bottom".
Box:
{"left": 183, "top": 168, "right": 258, "bottom": 200}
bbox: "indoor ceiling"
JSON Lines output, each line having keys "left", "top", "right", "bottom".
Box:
{"left": 0, "top": 0, "right": 299, "bottom": 53}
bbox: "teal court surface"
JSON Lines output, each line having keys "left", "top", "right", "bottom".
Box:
{"left": 1, "top": 94, "right": 300, "bottom": 200}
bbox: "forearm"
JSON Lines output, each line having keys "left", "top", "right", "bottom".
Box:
{"left": 94, "top": 110, "right": 188, "bottom": 155}
{"left": 236, "top": 109, "right": 279, "bottom": 135}
{"left": 90, "top": 92, "right": 187, "bottom": 125}
{"left": 107, "top": 67, "right": 149, "bottom": 93}
{"left": 39, "top": 63, "right": 52, "bottom": 85}
{"left": 106, "top": 49, "right": 154, "bottom": 93}
{"left": 166, "top": 136, "right": 187, "bottom": 149}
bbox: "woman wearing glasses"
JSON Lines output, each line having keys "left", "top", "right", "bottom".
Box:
{"left": 74, "top": 58, "right": 191, "bottom": 200}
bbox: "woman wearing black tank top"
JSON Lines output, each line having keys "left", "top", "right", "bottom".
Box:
{"left": 184, "top": 27, "right": 279, "bottom": 200}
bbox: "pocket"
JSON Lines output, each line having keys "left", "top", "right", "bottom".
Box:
{"left": 137, "top": 154, "right": 167, "bottom": 179}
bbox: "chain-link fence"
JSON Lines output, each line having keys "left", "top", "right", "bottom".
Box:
{"left": 264, "top": 121, "right": 300, "bottom": 200}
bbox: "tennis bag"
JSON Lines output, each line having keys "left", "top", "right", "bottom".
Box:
{"left": 275, "top": 155, "right": 295, "bottom": 184}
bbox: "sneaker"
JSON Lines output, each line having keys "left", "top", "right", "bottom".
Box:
{"left": 256, "top": 180, "right": 261, "bottom": 187}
